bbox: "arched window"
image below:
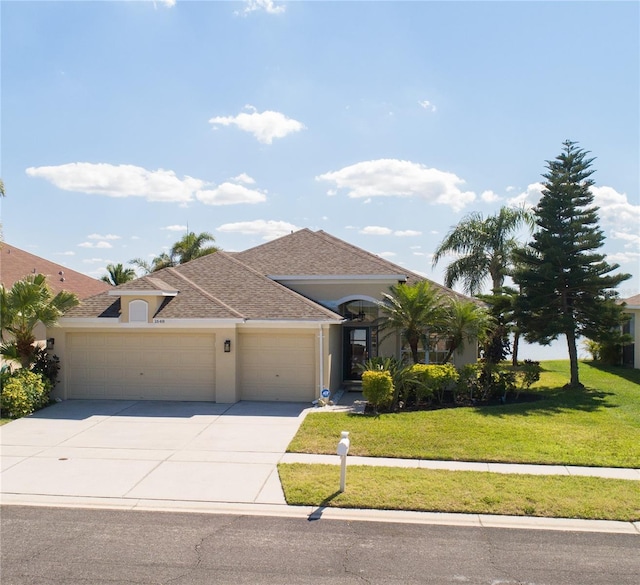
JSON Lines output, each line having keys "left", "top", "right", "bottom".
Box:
{"left": 338, "top": 299, "right": 378, "bottom": 323}
{"left": 129, "top": 300, "right": 148, "bottom": 323}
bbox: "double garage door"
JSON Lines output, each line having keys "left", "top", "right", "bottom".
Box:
{"left": 67, "top": 332, "right": 216, "bottom": 401}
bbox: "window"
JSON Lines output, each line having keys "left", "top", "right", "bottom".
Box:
{"left": 129, "top": 300, "right": 148, "bottom": 323}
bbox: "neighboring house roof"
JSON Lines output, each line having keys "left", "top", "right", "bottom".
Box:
{"left": 63, "top": 229, "right": 478, "bottom": 321}
{"left": 0, "top": 243, "right": 112, "bottom": 299}
{"left": 623, "top": 294, "right": 640, "bottom": 309}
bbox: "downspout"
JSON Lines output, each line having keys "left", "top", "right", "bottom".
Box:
{"left": 318, "top": 324, "right": 324, "bottom": 399}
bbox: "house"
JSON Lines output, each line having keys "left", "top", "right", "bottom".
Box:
{"left": 48, "top": 229, "right": 478, "bottom": 403}
{"left": 622, "top": 294, "right": 640, "bottom": 368}
{"left": 1, "top": 243, "right": 112, "bottom": 364}
{"left": 0, "top": 243, "right": 112, "bottom": 299}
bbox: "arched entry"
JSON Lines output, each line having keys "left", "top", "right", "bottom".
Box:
{"left": 339, "top": 298, "right": 379, "bottom": 381}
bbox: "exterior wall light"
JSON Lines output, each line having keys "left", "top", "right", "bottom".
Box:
{"left": 224, "top": 339, "right": 231, "bottom": 353}
{"left": 46, "top": 338, "right": 55, "bottom": 350}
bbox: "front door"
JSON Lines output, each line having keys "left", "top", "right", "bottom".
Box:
{"left": 343, "top": 327, "right": 370, "bottom": 380}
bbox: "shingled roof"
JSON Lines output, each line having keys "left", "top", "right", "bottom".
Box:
{"left": 65, "top": 251, "right": 344, "bottom": 321}
{"left": 63, "top": 229, "right": 478, "bottom": 321}
{"left": 0, "top": 243, "right": 112, "bottom": 299}
{"left": 235, "top": 229, "right": 473, "bottom": 301}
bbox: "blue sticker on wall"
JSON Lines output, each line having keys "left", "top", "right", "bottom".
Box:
{"left": 321, "top": 388, "right": 330, "bottom": 398}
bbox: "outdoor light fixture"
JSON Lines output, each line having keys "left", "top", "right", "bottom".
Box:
{"left": 224, "top": 339, "right": 231, "bottom": 353}
{"left": 46, "top": 338, "right": 55, "bottom": 350}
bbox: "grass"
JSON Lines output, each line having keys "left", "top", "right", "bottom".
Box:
{"left": 278, "top": 463, "right": 640, "bottom": 522}
{"left": 281, "top": 361, "right": 640, "bottom": 520}
{"left": 0, "top": 418, "right": 12, "bottom": 426}
{"left": 288, "top": 361, "right": 640, "bottom": 468}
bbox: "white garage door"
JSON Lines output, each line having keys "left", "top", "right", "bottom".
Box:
{"left": 67, "top": 332, "right": 216, "bottom": 401}
{"left": 239, "top": 333, "right": 316, "bottom": 402}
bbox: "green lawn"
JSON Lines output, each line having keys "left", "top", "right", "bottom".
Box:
{"left": 278, "top": 464, "right": 640, "bottom": 521}
{"left": 0, "top": 419, "right": 11, "bottom": 426}
{"left": 281, "top": 361, "right": 640, "bottom": 520}
{"left": 288, "top": 361, "right": 640, "bottom": 468}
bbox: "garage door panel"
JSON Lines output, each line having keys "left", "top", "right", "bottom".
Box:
{"left": 239, "top": 333, "right": 315, "bottom": 402}
{"left": 67, "top": 333, "right": 215, "bottom": 401}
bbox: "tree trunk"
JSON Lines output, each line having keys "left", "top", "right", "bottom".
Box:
{"left": 566, "top": 329, "right": 581, "bottom": 388}
{"left": 512, "top": 330, "right": 520, "bottom": 366}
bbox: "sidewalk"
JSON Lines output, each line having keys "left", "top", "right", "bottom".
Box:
{"left": 1, "top": 395, "right": 638, "bottom": 535}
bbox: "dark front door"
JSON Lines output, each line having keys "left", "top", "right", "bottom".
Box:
{"left": 344, "top": 327, "right": 370, "bottom": 380}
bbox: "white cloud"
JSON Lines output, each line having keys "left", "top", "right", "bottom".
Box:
{"left": 316, "top": 159, "right": 476, "bottom": 212}
{"left": 196, "top": 182, "right": 266, "bottom": 206}
{"left": 82, "top": 257, "right": 112, "bottom": 265}
{"left": 79, "top": 241, "right": 113, "bottom": 249}
{"left": 26, "top": 162, "right": 203, "bottom": 202}
{"left": 233, "top": 173, "right": 256, "bottom": 185}
{"left": 236, "top": 0, "right": 285, "bottom": 16}
{"left": 377, "top": 251, "right": 397, "bottom": 258}
{"left": 209, "top": 105, "right": 304, "bottom": 144}
{"left": 163, "top": 225, "right": 188, "bottom": 232}
{"left": 217, "top": 220, "right": 299, "bottom": 240}
{"left": 506, "top": 182, "right": 544, "bottom": 209}
{"left": 612, "top": 230, "right": 640, "bottom": 249}
{"left": 87, "top": 233, "right": 120, "bottom": 240}
{"left": 55, "top": 251, "right": 75, "bottom": 256}
{"left": 418, "top": 100, "right": 437, "bottom": 112}
{"left": 481, "top": 190, "right": 501, "bottom": 203}
{"left": 591, "top": 186, "right": 640, "bottom": 228}
{"left": 507, "top": 183, "right": 639, "bottom": 233}
{"left": 153, "top": 0, "right": 176, "bottom": 7}
{"left": 395, "top": 229, "right": 422, "bottom": 237}
{"left": 604, "top": 251, "right": 640, "bottom": 266}
{"left": 360, "top": 226, "right": 392, "bottom": 235}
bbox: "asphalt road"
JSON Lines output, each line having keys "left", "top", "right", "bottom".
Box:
{"left": 1, "top": 506, "right": 638, "bottom": 584}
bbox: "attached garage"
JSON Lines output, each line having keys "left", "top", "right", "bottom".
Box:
{"left": 66, "top": 332, "right": 216, "bottom": 401}
{"left": 238, "top": 332, "right": 316, "bottom": 402}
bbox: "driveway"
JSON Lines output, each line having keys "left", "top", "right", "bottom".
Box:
{"left": 0, "top": 400, "right": 311, "bottom": 507}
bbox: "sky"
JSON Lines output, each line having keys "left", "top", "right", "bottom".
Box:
{"left": 2, "top": 0, "right": 639, "bottom": 361}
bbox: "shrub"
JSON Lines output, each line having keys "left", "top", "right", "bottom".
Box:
{"left": 362, "top": 370, "right": 394, "bottom": 413}
{"left": 411, "top": 363, "right": 459, "bottom": 404}
{"left": 31, "top": 348, "right": 61, "bottom": 387}
{"left": 0, "top": 369, "right": 50, "bottom": 419}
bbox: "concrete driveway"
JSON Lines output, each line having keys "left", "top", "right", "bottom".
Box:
{"left": 0, "top": 400, "right": 311, "bottom": 507}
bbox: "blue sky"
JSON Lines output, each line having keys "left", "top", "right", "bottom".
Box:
{"left": 2, "top": 0, "right": 639, "bottom": 359}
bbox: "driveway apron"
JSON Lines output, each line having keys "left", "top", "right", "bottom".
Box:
{"left": 0, "top": 400, "right": 310, "bottom": 505}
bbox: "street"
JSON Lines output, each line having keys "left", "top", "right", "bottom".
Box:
{"left": 1, "top": 506, "right": 638, "bottom": 584}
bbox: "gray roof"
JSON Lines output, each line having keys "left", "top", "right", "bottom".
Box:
{"left": 65, "top": 229, "right": 474, "bottom": 321}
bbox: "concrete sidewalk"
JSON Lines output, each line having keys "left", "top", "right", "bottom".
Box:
{"left": 1, "top": 397, "right": 639, "bottom": 534}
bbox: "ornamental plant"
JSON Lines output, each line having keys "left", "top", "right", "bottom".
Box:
{"left": 0, "top": 369, "right": 50, "bottom": 419}
{"left": 411, "top": 363, "right": 459, "bottom": 404}
{"left": 362, "top": 370, "right": 394, "bottom": 413}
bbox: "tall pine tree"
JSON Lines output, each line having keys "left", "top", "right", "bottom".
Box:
{"left": 514, "top": 141, "right": 630, "bottom": 388}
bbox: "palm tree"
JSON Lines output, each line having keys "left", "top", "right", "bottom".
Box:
{"left": 432, "top": 206, "right": 534, "bottom": 295}
{"left": 378, "top": 281, "right": 447, "bottom": 364}
{"left": 170, "top": 231, "right": 219, "bottom": 264}
{"left": 442, "top": 298, "right": 493, "bottom": 363}
{"left": 1, "top": 274, "right": 79, "bottom": 367}
{"left": 0, "top": 178, "right": 5, "bottom": 197}
{"left": 130, "top": 231, "right": 219, "bottom": 274}
{"left": 101, "top": 263, "right": 136, "bottom": 286}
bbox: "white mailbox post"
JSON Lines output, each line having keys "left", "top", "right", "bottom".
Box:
{"left": 337, "top": 431, "right": 350, "bottom": 492}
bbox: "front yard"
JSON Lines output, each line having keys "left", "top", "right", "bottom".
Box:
{"left": 279, "top": 361, "right": 640, "bottom": 520}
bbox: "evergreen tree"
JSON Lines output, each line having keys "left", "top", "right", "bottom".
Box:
{"left": 514, "top": 141, "right": 630, "bottom": 388}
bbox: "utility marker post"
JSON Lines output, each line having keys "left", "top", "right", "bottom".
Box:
{"left": 336, "top": 431, "right": 350, "bottom": 492}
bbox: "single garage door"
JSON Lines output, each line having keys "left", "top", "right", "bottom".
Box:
{"left": 239, "top": 333, "right": 316, "bottom": 402}
{"left": 67, "top": 332, "right": 216, "bottom": 401}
